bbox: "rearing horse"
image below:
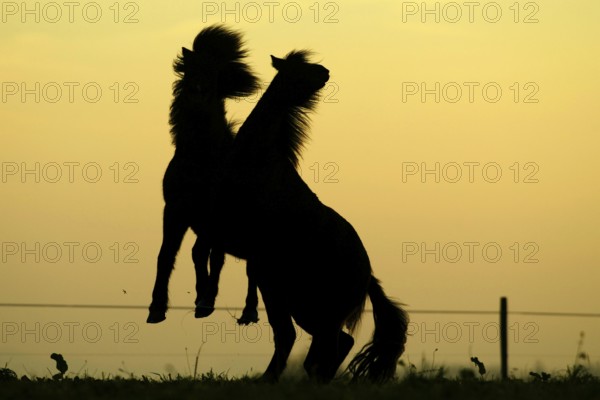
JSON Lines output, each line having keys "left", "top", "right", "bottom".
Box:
{"left": 147, "top": 26, "right": 261, "bottom": 325}
{"left": 215, "top": 51, "right": 409, "bottom": 382}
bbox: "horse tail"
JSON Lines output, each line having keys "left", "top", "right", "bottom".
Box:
{"left": 347, "top": 276, "right": 409, "bottom": 382}
{"left": 345, "top": 288, "right": 367, "bottom": 335}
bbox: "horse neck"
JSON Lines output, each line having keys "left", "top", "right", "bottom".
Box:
{"left": 170, "top": 87, "right": 232, "bottom": 157}
{"left": 233, "top": 79, "right": 292, "bottom": 158}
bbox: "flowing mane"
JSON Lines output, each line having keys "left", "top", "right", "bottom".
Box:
{"left": 233, "top": 49, "right": 327, "bottom": 168}
{"left": 169, "top": 25, "right": 258, "bottom": 147}
{"left": 278, "top": 50, "right": 321, "bottom": 168}
{"left": 285, "top": 49, "right": 312, "bottom": 63}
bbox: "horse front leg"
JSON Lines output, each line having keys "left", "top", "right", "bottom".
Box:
{"left": 147, "top": 204, "right": 188, "bottom": 324}
{"left": 193, "top": 239, "right": 214, "bottom": 318}
{"left": 238, "top": 261, "right": 259, "bottom": 325}
{"left": 208, "top": 248, "right": 225, "bottom": 301}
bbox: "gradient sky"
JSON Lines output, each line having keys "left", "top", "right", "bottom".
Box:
{"left": 1, "top": 1, "right": 599, "bottom": 378}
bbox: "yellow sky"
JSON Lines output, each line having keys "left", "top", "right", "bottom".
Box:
{"left": 1, "top": 1, "right": 599, "bottom": 377}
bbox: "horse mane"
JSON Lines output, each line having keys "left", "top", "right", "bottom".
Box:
{"left": 169, "top": 60, "right": 189, "bottom": 145}
{"left": 169, "top": 25, "right": 256, "bottom": 146}
{"left": 285, "top": 49, "right": 313, "bottom": 63}
{"left": 192, "top": 25, "right": 250, "bottom": 63}
{"left": 278, "top": 50, "right": 321, "bottom": 168}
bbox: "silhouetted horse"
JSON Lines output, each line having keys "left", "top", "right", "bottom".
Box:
{"left": 215, "top": 52, "right": 409, "bottom": 382}
{"left": 147, "top": 26, "right": 261, "bottom": 325}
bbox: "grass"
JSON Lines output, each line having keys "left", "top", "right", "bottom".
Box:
{"left": 2, "top": 333, "right": 598, "bottom": 399}
{"left": 1, "top": 357, "right": 599, "bottom": 400}
{"left": 1, "top": 370, "right": 600, "bottom": 400}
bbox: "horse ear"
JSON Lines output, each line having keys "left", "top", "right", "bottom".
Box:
{"left": 182, "top": 47, "right": 194, "bottom": 60}
{"left": 271, "top": 55, "right": 284, "bottom": 70}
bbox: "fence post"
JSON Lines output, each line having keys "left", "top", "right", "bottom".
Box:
{"left": 500, "top": 296, "right": 508, "bottom": 380}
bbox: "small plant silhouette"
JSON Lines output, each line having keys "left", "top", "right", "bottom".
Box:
{"left": 0, "top": 362, "right": 18, "bottom": 382}
{"left": 529, "top": 371, "right": 551, "bottom": 381}
{"left": 470, "top": 356, "right": 486, "bottom": 377}
{"left": 50, "top": 353, "right": 68, "bottom": 380}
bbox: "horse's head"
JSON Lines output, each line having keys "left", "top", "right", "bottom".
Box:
{"left": 270, "top": 51, "right": 329, "bottom": 107}
{"left": 174, "top": 25, "right": 259, "bottom": 102}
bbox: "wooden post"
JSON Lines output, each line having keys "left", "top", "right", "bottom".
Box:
{"left": 500, "top": 296, "right": 508, "bottom": 380}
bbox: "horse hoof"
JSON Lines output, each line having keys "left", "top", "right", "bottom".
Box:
{"left": 195, "top": 306, "right": 215, "bottom": 318}
{"left": 147, "top": 312, "right": 166, "bottom": 324}
{"left": 259, "top": 372, "right": 279, "bottom": 383}
{"left": 237, "top": 309, "right": 259, "bottom": 325}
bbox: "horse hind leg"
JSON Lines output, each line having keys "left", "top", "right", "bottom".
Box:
{"left": 238, "top": 261, "right": 259, "bottom": 325}
{"left": 304, "top": 330, "right": 354, "bottom": 382}
{"left": 337, "top": 331, "right": 354, "bottom": 371}
{"left": 261, "top": 290, "right": 296, "bottom": 381}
